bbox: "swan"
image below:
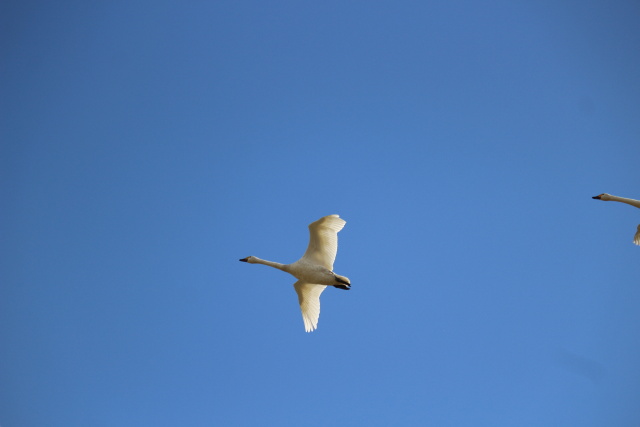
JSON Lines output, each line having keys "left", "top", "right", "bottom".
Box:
{"left": 592, "top": 193, "right": 640, "bottom": 245}
{"left": 239, "top": 215, "right": 350, "bottom": 332}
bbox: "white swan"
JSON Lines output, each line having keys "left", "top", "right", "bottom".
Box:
{"left": 240, "top": 215, "right": 350, "bottom": 332}
{"left": 592, "top": 193, "right": 640, "bottom": 245}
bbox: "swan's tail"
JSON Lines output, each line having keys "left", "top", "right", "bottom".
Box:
{"left": 333, "top": 273, "right": 351, "bottom": 290}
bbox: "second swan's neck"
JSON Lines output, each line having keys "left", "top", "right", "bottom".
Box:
{"left": 609, "top": 195, "right": 640, "bottom": 209}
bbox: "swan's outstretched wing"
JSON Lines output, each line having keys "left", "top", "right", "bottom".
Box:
{"left": 293, "top": 281, "right": 327, "bottom": 332}
{"left": 300, "top": 214, "right": 346, "bottom": 270}
{"left": 634, "top": 225, "right": 640, "bottom": 246}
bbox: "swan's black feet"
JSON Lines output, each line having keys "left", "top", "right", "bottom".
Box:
{"left": 334, "top": 284, "right": 351, "bottom": 290}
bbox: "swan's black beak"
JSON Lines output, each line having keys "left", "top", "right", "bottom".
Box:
{"left": 239, "top": 257, "right": 248, "bottom": 262}
{"left": 592, "top": 195, "right": 602, "bottom": 200}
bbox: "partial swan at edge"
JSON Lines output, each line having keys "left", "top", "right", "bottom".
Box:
{"left": 592, "top": 193, "right": 640, "bottom": 245}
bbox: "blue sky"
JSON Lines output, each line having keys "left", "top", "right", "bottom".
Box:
{"left": 2, "top": 1, "right": 640, "bottom": 426}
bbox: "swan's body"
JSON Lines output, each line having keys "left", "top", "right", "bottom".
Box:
{"left": 240, "top": 215, "right": 350, "bottom": 332}
{"left": 592, "top": 193, "right": 640, "bottom": 245}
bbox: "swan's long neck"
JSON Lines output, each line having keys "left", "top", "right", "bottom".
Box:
{"left": 609, "top": 195, "right": 640, "bottom": 209}
{"left": 252, "top": 257, "right": 288, "bottom": 272}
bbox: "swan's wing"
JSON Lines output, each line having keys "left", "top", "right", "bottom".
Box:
{"left": 293, "top": 281, "right": 327, "bottom": 332}
{"left": 300, "top": 214, "right": 346, "bottom": 270}
{"left": 634, "top": 225, "right": 640, "bottom": 246}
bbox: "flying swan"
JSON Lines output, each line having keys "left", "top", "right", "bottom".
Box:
{"left": 240, "top": 215, "right": 350, "bottom": 332}
{"left": 592, "top": 193, "right": 640, "bottom": 245}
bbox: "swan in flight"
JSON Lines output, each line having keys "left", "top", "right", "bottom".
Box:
{"left": 240, "top": 215, "right": 350, "bottom": 332}
{"left": 592, "top": 193, "right": 640, "bottom": 245}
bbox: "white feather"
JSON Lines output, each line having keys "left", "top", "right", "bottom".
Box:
{"left": 294, "top": 281, "right": 327, "bottom": 332}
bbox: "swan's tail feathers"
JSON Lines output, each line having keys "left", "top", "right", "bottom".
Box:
{"left": 634, "top": 225, "right": 640, "bottom": 246}
{"left": 334, "top": 273, "right": 350, "bottom": 286}
{"left": 334, "top": 273, "right": 351, "bottom": 289}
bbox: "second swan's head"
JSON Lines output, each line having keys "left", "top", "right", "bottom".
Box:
{"left": 239, "top": 256, "right": 258, "bottom": 263}
{"left": 592, "top": 193, "right": 612, "bottom": 201}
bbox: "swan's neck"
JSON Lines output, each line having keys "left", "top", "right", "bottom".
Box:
{"left": 252, "top": 257, "right": 288, "bottom": 272}
{"left": 609, "top": 195, "right": 640, "bottom": 209}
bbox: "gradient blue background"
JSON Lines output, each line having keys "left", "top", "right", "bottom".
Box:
{"left": 2, "top": 1, "right": 640, "bottom": 426}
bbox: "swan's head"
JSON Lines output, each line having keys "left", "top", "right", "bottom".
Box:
{"left": 592, "top": 193, "right": 612, "bottom": 201}
{"left": 239, "top": 256, "right": 257, "bottom": 263}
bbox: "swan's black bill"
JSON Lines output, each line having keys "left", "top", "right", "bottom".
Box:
{"left": 239, "top": 257, "right": 248, "bottom": 262}
{"left": 334, "top": 284, "right": 350, "bottom": 290}
{"left": 592, "top": 195, "right": 602, "bottom": 200}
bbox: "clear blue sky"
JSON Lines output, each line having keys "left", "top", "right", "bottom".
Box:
{"left": 2, "top": 1, "right": 640, "bottom": 426}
